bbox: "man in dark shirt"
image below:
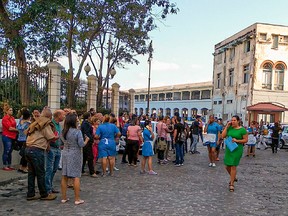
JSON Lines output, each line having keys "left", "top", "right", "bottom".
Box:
{"left": 173, "top": 116, "right": 185, "bottom": 166}
{"left": 189, "top": 115, "right": 201, "bottom": 154}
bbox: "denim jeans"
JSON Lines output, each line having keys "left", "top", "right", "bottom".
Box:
{"left": 190, "top": 134, "right": 199, "bottom": 152}
{"left": 45, "top": 147, "right": 61, "bottom": 193}
{"left": 2, "top": 135, "right": 13, "bottom": 166}
{"left": 25, "top": 147, "right": 48, "bottom": 198}
{"left": 175, "top": 143, "right": 184, "bottom": 164}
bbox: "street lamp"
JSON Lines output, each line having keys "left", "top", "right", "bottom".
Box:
{"left": 84, "top": 63, "right": 91, "bottom": 76}
{"left": 147, "top": 40, "right": 153, "bottom": 116}
{"left": 106, "top": 67, "right": 116, "bottom": 109}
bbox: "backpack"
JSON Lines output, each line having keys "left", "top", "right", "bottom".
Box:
{"left": 177, "top": 125, "right": 186, "bottom": 143}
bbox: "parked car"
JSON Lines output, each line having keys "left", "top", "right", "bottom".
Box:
{"left": 279, "top": 125, "right": 288, "bottom": 149}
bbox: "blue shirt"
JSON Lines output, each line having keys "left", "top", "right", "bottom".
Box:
{"left": 96, "top": 122, "right": 120, "bottom": 141}
{"left": 17, "top": 119, "right": 30, "bottom": 142}
{"left": 207, "top": 122, "right": 221, "bottom": 142}
{"left": 143, "top": 128, "right": 153, "bottom": 142}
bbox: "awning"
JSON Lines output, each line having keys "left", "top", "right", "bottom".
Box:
{"left": 247, "top": 102, "right": 288, "bottom": 112}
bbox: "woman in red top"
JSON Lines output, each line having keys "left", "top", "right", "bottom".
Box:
{"left": 2, "top": 107, "right": 18, "bottom": 171}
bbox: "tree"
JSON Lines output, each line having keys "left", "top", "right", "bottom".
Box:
{"left": 0, "top": 0, "right": 178, "bottom": 109}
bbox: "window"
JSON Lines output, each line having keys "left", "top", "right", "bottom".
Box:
{"left": 259, "top": 33, "right": 267, "bottom": 41}
{"left": 191, "top": 108, "right": 198, "bottom": 118}
{"left": 229, "top": 69, "right": 234, "bottom": 86}
{"left": 182, "top": 91, "right": 190, "bottom": 100}
{"left": 213, "top": 101, "right": 217, "bottom": 105}
{"left": 274, "top": 64, "right": 285, "bottom": 90}
{"left": 243, "top": 64, "right": 250, "bottom": 83}
{"left": 201, "top": 90, "right": 211, "bottom": 99}
{"left": 135, "top": 95, "right": 139, "bottom": 102}
{"left": 272, "top": 35, "right": 279, "bottom": 49}
{"left": 218, "top": 101, "right": 222, "bottom": 104}
{"left": 227, "top": 100, "right": 233, "bottom": 104}
{"left": 216, "top": 73, "right": 221, "bottom": 89}
{"left": 262, "top": 62, "right": 272, "bottom": 89}
{"left": 283, "top": 36, "right": 288, "bottom": 43}
{"left": 230, "top": 48, "right": 235, "bottom": 61}
{"left": 244, "top": 40, "right": 250, "bottom": 53}
{"left": 191, "top": 91, "right": 200, "bottom": 100}
{"left": 152, "top": 94, "right": 158, "bottom": 101}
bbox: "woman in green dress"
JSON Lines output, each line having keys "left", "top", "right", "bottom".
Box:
{"left": 222, "top": 115, "right": 248, "bottom": 192}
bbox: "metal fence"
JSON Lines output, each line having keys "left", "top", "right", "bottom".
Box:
{"left": 0, "top": 59, "right": 87, "bottom": 118}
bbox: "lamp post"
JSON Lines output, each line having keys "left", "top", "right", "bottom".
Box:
{"left": 147, "top": 40, "right": 153, "bottom": 116}
{"left": 84, "top": 63, "right": 91, "bottom": 76}
{"left": 106, "top": 67, "right": 116, "bottom": 109}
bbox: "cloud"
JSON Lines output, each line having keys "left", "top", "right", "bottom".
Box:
{"left": 189, "top": 64, "right": 203, "bottom": 69}
{"left": 152, "top": 60, "right": 180, "bottom": 71}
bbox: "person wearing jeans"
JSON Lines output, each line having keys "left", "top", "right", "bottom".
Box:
{"left": 45, "top": 110, "right": 65, "bottom": 194}
{"left": 25, "top": 108, "right": 57, "bottom": 200}
{"left": 1, "top": 106, "right": 18, "bottom": 171}
{"left": 173, "top": 116, "right": 185, "bottom": 166}
{"left": 189, "top": 115, "right": 201, "bottom": 154}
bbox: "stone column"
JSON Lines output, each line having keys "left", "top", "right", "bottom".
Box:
{"left": 47, "top": 62, "right": 62, "bottom": 113}
{"left": 128, "top": 88, "right": 136, "bottom": 114}
{"left": 111, "top": 83, "right": 120, "bottom": 118}
{"left": 86, "top": 75, "right": 97, "bottom": 111}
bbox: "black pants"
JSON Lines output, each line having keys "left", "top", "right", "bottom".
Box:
{"left": 18, "top": 141, "right": 28, "bottom": 167}
{"left": 126, "top": 140, "right": 139, "bottom": 165}
{"left": 271, "top": 138, "right": 278, "bottom": 153}
{"left": 158, "top": 150, "right": 165, "bottom": 161}
{"left": 82, "top": 143, "right": 95, "bottom": 175}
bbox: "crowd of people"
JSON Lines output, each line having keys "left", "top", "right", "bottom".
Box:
{"left": 1, "top": 103, "right": 284, "bottom": 204}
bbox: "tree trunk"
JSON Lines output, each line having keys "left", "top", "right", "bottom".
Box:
{"left": 96, "top": 85, "right": 104, "bottom": 111}
{"left": 14, "top": 42, "right": 29, "bottom": 106}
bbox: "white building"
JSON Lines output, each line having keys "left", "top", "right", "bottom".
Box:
{"left": 212, "top": 23, "right": 288, "bottom": 125}
{"left": 134, "top": 82, "right": 213, "bottom": 121}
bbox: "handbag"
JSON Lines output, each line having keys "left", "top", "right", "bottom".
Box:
{"left": 157, "top": 138, "right": 167, "bottom": 151}
{"left": 203, "top": 134, "right": 216, "bottom": 146}
{"left": 224, "top": 136, "right": 238, "bottom": 152}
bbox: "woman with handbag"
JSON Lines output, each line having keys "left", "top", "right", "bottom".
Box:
{"left": 204, "top": 115, "right": 221, "bottom": 168}
{"left": 246, "top": 121, "right": 257, "bottom": 157}
{"left": 17, "top": 109, "right": 31, "bottom": 173}
{"left": 1, "top": 105, "right": 18, "bottom": 171}
{"left": 222, "top": 115, "right": 248, "bottom": 192}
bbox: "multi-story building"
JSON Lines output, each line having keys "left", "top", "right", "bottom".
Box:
{"left": 212, "top": 23, "right": 288, "bottom": 125}
{"left": 134, "top": 82, "right": 213, "bottom": 121}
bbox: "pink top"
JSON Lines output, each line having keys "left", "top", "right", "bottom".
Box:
{"left": 157, "top": 122, "right": 168, "bottom": 139}
{"left": 127, "top": 125, "right": 141, "bottom": 141}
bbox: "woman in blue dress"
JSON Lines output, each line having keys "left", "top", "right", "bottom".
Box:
{"left": 140, "top": 120, "right": 157, "bottom": 175}
{"left": 95, "top": 115, "right": 121, "bottom": 176}
{"left": 204, "top": 115, "right": 221, "bottom": 168}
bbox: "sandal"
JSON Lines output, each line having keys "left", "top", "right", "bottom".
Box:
{"left": 229, "top": 184, "right": 234, "bottom": 192}
{"left": 61, "top": 198, "right": 69, "bottom": 203}
{"left": 75, "top": 199, "right": 85, "bottom": 205}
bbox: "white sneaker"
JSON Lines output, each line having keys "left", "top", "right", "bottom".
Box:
{"left": 209, "top": 163, "right": 212, "bottom": 167}
{"left": 212, "top": 163, "right": 216, "bottom": 167}
{"left": 113, "top": 166, "right": 119, "bottom": 171}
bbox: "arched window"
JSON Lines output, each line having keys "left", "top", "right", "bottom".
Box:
{"left": 274, "top": 64, "right": 285, "bottom": 90}
{"left": 173, "top": 108, "right": 179, "bottom": 115}
{"left": 191, "top": 108, "right": 198, "bottom": 118}
{"left": 166, "top": 108, "right": 171, "bottom": 117}
{"left": 201, "top": 108, "right": 208, "bottom": 116}
{"left": 139, "top": 108, "right": 144, "bottom": 115}
{"left": 262, "top": 62, "right": 272, "bottom": 89}
{"left": 134, "top": 108, "right": 138, "bottom": 115}
{"left": 182, "top": 108, "right": 188, "bottom": 120}
{"left": 158, "top": 108, "right": 163, "bottom": 116}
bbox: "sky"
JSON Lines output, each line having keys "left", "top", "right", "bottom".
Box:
{"left": 63, "top": 0, "right": 288, "bottom": 91}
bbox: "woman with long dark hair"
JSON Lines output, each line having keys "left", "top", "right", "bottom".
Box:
{"left": 222, "top": 115, "right": 248, "bottom": 192}
{"left": 61, "top": 113, "right": 90, "bottom": 205}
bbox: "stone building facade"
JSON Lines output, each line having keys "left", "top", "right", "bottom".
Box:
{"left": 212, "top": 23, "right": 288, "bottom": 124}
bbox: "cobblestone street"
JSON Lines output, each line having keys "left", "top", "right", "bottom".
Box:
{"left": 1, "top": 143, "right": 288, "bottom": 216}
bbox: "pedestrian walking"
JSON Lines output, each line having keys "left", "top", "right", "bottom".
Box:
{"left": 222, "top": 115, "right": 248, "bottom": 192}
{"left": 189, "top": 115, "right": 201, "bottom": 154}
{"left": 204, "top": 115, "right": 221, "bottom": 168}
{"left": 173, "top": 116, "right": 186, "bottom": 167}
{"left": 246, "top": 121, "right": 257, "bottom": 157}
{"left": 271, "top": 122, "right": 282, "bottom": 153}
